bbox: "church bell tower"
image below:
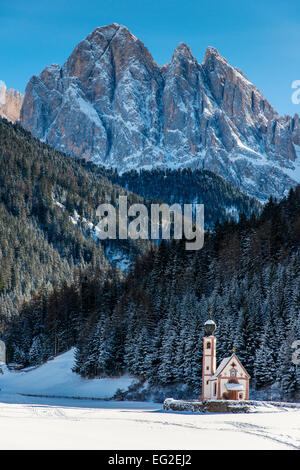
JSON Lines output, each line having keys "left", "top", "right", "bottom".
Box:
{"left": 202, "top": 318, "right": 217, "bottom": 400}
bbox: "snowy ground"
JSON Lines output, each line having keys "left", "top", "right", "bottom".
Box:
{"left": 0, "top": 395, "right": 299, "bottom": 450}
{"left": 0, "top": 349, "right": 136, "bottom": 398}
{"left": 0, "top": 351, "right": 299, "bottom": 450}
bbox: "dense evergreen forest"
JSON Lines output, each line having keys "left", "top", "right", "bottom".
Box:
{"left": 0, "top": 118, "right": 151, "bottom": 317}
{"left": 104, "top": 167, "right": 262, "bottom": 227}
{"left": 0, "top": 118, "right": 260, "bottom": 317}
{"left": 4, "top": 186, "right": 300, "bottom": 400}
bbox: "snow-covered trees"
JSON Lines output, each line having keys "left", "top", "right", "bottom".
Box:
{"left": 7, "top": 241, "right": 299, "bottom": 399}
{"left": 70, "top": 186, "right": 300, "bottom": 400}
{"left": 2, "top": 121, "right": 300, "bottom": 403}
{"left": 0, "top": 119, "right": 150, "bottom": 319}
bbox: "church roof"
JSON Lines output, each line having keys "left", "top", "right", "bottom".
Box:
{"left": 209, "top": 357, "right": 230, "bottom": 380}
{"left": 209, "top": 353, "right": 251, "bottom": 380}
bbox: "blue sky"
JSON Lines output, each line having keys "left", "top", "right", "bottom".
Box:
{"left": 1, "top": 0, "right": 300, "bottom": 115}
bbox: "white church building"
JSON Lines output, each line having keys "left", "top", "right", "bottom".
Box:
{"left": 202, "top": 319, "right": 250, "bottom": 401}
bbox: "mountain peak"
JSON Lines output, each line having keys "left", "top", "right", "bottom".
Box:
{"left": 204, "top": 46, "right": 227, "bottom": 65}
{"left": 205, "top": 46, "right": 221, "bottom": 56}
{"left": 90, "top": 22, "right": 120, "bottom": 36}
{"left": 0, "top": 80, "right": 6, "bottom": 105}
{"left": 20, "top": 27, "right": 300, "bottom": 202}
{"left": 89, "top": 23, "right": 139, "bottom": 43}
{"left": 0, "top": 81, "right": 23, "bottom": 122}
{"left": 172, "top": 42, "right": 194, "bottom": 61}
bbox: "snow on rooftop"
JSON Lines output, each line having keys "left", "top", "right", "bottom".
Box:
{"left": 225, "top": 383, "right": 244, "bottom": 391}
{"left": 210, "top": 357, "right": 231, "bottom": 380}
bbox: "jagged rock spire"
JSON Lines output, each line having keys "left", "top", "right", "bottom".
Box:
{"left": 21, "top": 24, "right": 300, "bottom": 201}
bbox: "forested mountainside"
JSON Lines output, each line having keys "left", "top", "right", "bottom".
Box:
{"left": 105, "top": 168, "right": 261, "bottom": 227}
{"left": 0, "top": 118, "right": 263, "bottom": 317}
{"left": 5, "top": 187, "right": 300, "bottom": 400}
{"left": 0, "top": 118, "right": 150, "bottom": 317}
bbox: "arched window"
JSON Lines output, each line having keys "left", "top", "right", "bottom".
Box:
{"left": 230, "top": 368, "right": 236, "bottom": 377}
{"left": 206, "top": 342, "right": 211, "bottom": 349}
{"left": 214, "top": 383, "right": 217, "bottom": 395}
{"left": 228, "top": 378, "right": 239, "bottom": 384}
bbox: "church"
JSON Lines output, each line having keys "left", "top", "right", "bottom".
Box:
{"left": 202, "top": 319, "right": 250, "bottom": 401}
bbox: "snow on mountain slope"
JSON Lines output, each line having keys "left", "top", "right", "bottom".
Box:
{"left": 282, "top": 145, "right": 300, "bottom": 183}
{"left": 21, "top": 23, "right": 300, "bottom": 201}
{"left": 0, "top": 349, "right": 135, "bottom": 399}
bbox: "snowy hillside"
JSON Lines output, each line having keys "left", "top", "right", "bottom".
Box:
{"left": 0, "top": 349, "right": 136, "bottom": 399}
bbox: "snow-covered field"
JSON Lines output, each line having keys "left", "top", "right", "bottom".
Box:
{"left": 0, "top": 396, "right": 299, "bottom": 450}
{"left": 0, "top": 350, "right": 299, "bottom": 450}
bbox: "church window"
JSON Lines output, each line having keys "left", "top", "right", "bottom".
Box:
{"left": 214, "top": 383, "right": 217, "bottom": 395}
{"left": 206, "top": 342, "right": 211, "bottom": 349}
{"left": 206, "top": 366, "right": 209, "bottom": 370}
{"left": 230, "top": 368, "right": 236, "bottom": 377}
{"left": 228, "top": 378, "right": 239, "bottom": 384}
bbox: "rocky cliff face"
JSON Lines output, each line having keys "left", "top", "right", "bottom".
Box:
{"left": 21, "top": 24, "right": 300, "bottom": 201}
{"left": 0, "top": 81, "right": 23, "bottom": 122}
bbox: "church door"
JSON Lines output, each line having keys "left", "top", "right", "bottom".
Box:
{"left": 227, "top": 390, "right": 236, "bottom": 400}
{"left": 227, "top": 378, "right": 239, "bottom": 400}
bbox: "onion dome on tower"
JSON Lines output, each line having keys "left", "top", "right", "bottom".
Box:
{"left": 204, "top": 319, "right": 217, "bottom": 336}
